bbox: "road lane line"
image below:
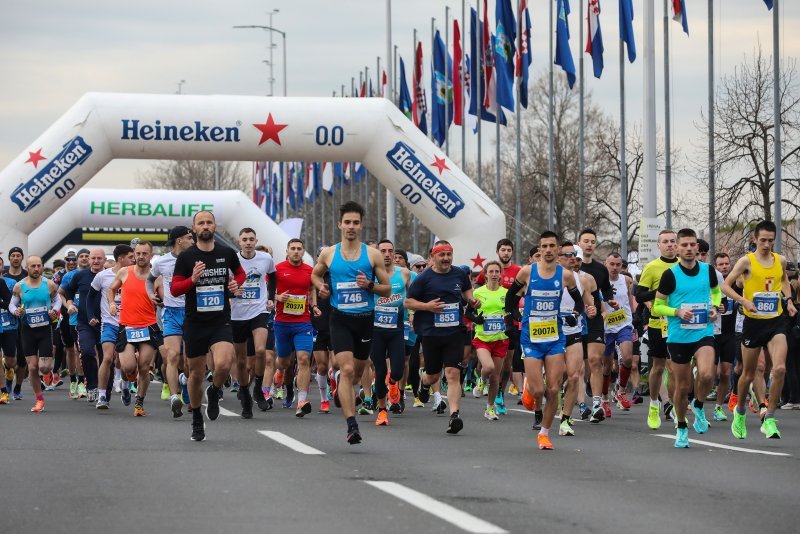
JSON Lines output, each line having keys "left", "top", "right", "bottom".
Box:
{"left": 365, "top": 481, "right": 508, "bottom": 534}
{"left": 216, "top": 405, "right": 239, "bottom": 417}
{"left": 257, "top": 430, "right": 325, "bottom": 455}
{"left": 653, "top": 434, "right": 791, "bottom": 456}
{"left": 508, "top": 408, "right": 585, "bottom": 422}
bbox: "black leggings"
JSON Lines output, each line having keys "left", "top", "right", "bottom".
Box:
{"left": 783, "top": 329, "right": 800, "bottom": 404}
{"left": 408, "top": 339, "right": 421, "bottom": 396}
{"left": 370, "top": 328, "right": 405, "bottom": 400}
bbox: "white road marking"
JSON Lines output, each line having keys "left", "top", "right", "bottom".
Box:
{"left": 365, "top": 481, "right": 508, "bottom": 534}
{"left": 508, "top": 408, "right": 585, "bottom": 422}
{"left": 216, "top": 405, "right": 239, "bottom": 417}
{"left": 257, "top": 430, "right": 325, "bottom": 455}
{"left": 653, "top": 434, "right": 791, "bottom": 456}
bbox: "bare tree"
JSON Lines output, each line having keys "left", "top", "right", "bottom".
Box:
{"left": 137, "top": 160, "right": 249, "bottom": 192}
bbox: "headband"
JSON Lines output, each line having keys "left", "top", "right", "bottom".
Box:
{"left": 431, "top": 244, "right": 453, "bottom": 255}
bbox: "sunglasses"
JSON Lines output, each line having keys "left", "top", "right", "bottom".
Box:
{"left": 560, "top": 252, "right": 577, "bottom": 258}
{"left": 65, "top": 258, "right": 77, "bottom": 263}
{"left": 412, "top": 264, "right": 426, "bottom": 269}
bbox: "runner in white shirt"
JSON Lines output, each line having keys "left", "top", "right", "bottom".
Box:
{"left": 230, "top": 228, "right": 276, "bottom": 418}
{"left": 604, "top": 253, "right": 637, "bottom": 411}
{"left": 88, "top": 244, "right": 134, "bottom": 409}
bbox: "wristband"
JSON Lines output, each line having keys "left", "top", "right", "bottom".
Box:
{"left": 368, "top": 281, "right": 375, "bottom": 291}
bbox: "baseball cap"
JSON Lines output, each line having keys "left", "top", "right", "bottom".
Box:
{"left": 574, "top": 245, "right": 585, "bottom": 261}
{"left": 166, "top": 225, "right": 192, "bottom": 246}
{"left": 77, "top": 248, "right": 90, "bottom": 256}
{"left": 65, "top": 248, "right": 77, "bottom": 257}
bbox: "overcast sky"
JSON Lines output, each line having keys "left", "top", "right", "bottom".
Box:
{"left": 1, "top": 0, "right": 796, "bottom": 210}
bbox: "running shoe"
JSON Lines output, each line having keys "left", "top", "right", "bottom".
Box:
{"left": 253, "top": 386, "right": 268, "bottom": 412}
{"left": 706, "top": 387, "right": 718, "bottom": 401}
{"left": 274, "top": 370, "right": 285, "bottom": 389}
{"left": 495, "top": 393, "right": 507, "bottom": 415}
{"left": 463, "top": 382, "right": 473, "bottom": 393}
{"left": 170, "top": 395, "right": 183, "bottom": 418}
{"left": 389, "top": 400, "right": 402, "bottom": 414}
{"left": 759, "top": 407, "right": 767, "bottom": 422}
{"left": 509, "top": 383, "right": 520, "bottom": 396}
{"left": 205, "top": 371, "right": 213, "bottom": 382}
{"left": 133, "top": 402, "right": 146, "bottom": 417}
{"left": 96, "top": 398, "right": 109, "bottom": 410}
{"left": 129, "top": 382, "right": 138, "bottom": 395}
{"left": 161, "top": 383, "right": 170, "bottom": 401}
{"left": 674, "top": 427, "right": 690, "bottom": 448}
{"left": 602, "top": 400, "right": 612, "bottom": 418}
{"left": 484, "top": 406, "right": 499, "bottom": 421}
{"left": 359, "top": 400, "right": 374, "bottom": 416}
{"left": 590, "top": 404, "right": 605, "bottom": 423}
{"left": 12, "top": 391, "right": 22, "bottom": 401}
{"left": 264, "top": 396, "right": 274, "bottom": 411}
{"left": 69, "top": 381, "right": 78, "bottom": 399}
{"left": 537, "top": 434, "right": 554, "bottom": 450}
{"left": 275, "top": 385, "right": 286, "bottom": 400}
{"left": 631, "top": 392, "right": 644, "bottom": 405}
{"left": 231, "top": 381, "right": 240, "bottom": 394}
{"left": 77, "top": 383, "right": 87, "bottom": 398}
{"left": 417, "top": 384, "right": 431, "bottom": 404}
{"left": 521, "top": 387, "right": 536, "bottom": 411}
{"left": 435, "top": 400, "right": 447, "bottom": 415}
{"left": 296, "top": 400, "right": 312, "bottom": 418}
{"left": 239, "top": 386, "right": 253, "bottom": 419}
{"left": 413, "top": 397, "right": 424, "bottom": 408}
{"left": 329, "top": 369, "right": 338, "bottom": 400}
{"left": 559, "top": 419, "right": 574, "bottom": 436}
{"left": 87, "top": 388, "right": 98, "bottom": 403}
{"left": 692, "top": 404, "right": 709, "bottom": 434}
{"left": 580, "top": 403, "right": 591, "bottom": 421}
{"left": 205, "top": 385, "right": 220, "bottom": 421}
{"left": 31, "top": 399, "right": 45, "bottom": 413}
{"left": 179, "top": 373, "right": 190, "bottom": 405}
{"left": 615, "top": 389, "right": 632, "bottom": 410}
{"left": 664, "top": 402, "right": 675, "bottom": 422}
{"left": 713, "top": 407, "right": 727, "bottom": 422}
{"left": 728, "top": 392, "right": 738, "bottom": 413}
{"left": 217, "top": 387, "right": 223, "bottom": 401}
{"left": 472, "top": 378, "right": 483, "bottom": 398}
{"left": 532, "top": 410, "right": 543, "bottom": 430}
{"left": 749, "top": 398, "right": 758, "bottom": 414}
{"left": 731, "top": 410, "right": 747, "bottom": 439}
{"left": 319, "top": 400, "right": 330, "bottom": 413}
{"left": 388, "top": 379, "right": 401, "bottom": 406}
{"left": 0, "top": 392, "right": 7, "bottom": 404}
{"left": 481, "top": 381, "right": 489, "bottom": 396}
{"left": 399, "top": 397, "right": 406, "bottom": 414}
{"left": 760, "top": 417, "right": 781, "bottom": 439}
{"left": 647, "top": 403, "right": 661, "bottom": 430}
{"left": 191, "top": 414, "right": 206, "bottom": 442}
{"left": 282, "top": 395, "right": 294, "bottom": 409}
{"left": 780, "top": 403, "right": 796, "bottom": 410}
{"left": 347, "top": 423, "right": 362, "bottom": 445}
{"left": 375, "top": 409, "right": 389, "bottom": 426}
{"left": 446, "top": 413, "right": 463, "bottom": 434}
{"left": 121, "top": 386, "right": 132, "bottom": 406}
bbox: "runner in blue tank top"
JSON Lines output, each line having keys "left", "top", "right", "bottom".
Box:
{"left": 504, "top": 231, "right": 589, "bottom": 450}
{"left": 311, "top": 201, "right": 391, "bottom": 445}
{"left": 8, "top": 256, "right": 61, "bottom": 413}
{"left": 653, "top": 228, "right": 722, "bottom": 448}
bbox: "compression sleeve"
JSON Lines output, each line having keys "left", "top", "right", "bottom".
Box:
{"left": 711, "top": 285, "right": 722, "bottom": 307}
{"left": 568, "top": 286, "right": 585, "bottom": 315}
{"left": 656, "top": 270, "right": 677, "bottom": 296}
{"left": 464, "top": 306, "right": 484, "bottom": 324}
{"left": 170, "top": 275, "right": 194, "bottom": 297}
{"left": 87, "top": 287, "right": 101, "bottom": 321}
{"left": 0, "top": 281, "right": 11, "bottom": 310}
{"left": 50, "top": 292, "right": 62, "bottom": 312}
{"left": 635, "top": 285, "right": 657, "bottom": 304}
{"left": 267, "top": 271, "right": 277, "bottom": 301}
{"left": 505, "top": 280, "right": 526, "bottom": 313}
{"left": 652, "top": 297, "right": 676, "bottom": 318}
{"left": 8, "top": 295, "right": 20, "bottom": 315}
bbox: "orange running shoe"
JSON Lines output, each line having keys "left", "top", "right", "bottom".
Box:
{"left": 375, "top": 409, "right": 389, "bottom": 426}
{"left": 319, "top": 400, "right": 330, "bottom": 413}
{"left": 31, "top": 399, "right": 45, "bottom": 413}
{"left": 522, "top": 385, "right": 536, "bottom": 411}
{"left": 749, "top": 399, "right": 758, "bottom": 414}
{"left": 133, "top": 402, "right": 146, "bottom": 417}
{"left": 728, "top": 392, "right": 738, "bottom": 413}
{"left": 537, "top": 434, "right": 553, "bottom": 450}
{"left": 0, "top": 392, "right": 8, "bottom": 404}
{"left": 387, "top": 379, "right": 401, "bottom": 406}
{"left": 274, "top": 370, "right": 285, "bottom": 388}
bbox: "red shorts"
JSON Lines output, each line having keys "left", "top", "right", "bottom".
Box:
{"left": 471, "top": 338, "right": 509, "bottom": 359}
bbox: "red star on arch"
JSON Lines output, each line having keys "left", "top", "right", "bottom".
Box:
{"left": 25, "top": 148, "right": 47, "bottom": 169}
{"left": 470, "top": 253, "right": 486, "bottom": 269}
{"left": 431, "top": 155, "right": 449, "bottom": 175}
{"left": 253, "top": 113, "right": 288, "bottom": 146}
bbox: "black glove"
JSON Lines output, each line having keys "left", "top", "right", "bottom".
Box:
{"left": 562, "top": 313, "right": 578, "bottom": 327}
{"left": 472, "top": 311, "right": 484, "bottom": 325}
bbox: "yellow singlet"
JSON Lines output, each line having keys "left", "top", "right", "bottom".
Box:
{"left": 742, "top": 252, "right": 783, "bottom": 319}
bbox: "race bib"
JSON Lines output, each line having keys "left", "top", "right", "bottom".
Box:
{"left": 25, "top": 306, "right": 49, "bottom": 328}
{"left": 735, "top": 312, "right": 745, "bottom": 334}
{"left": 404, "top": 321, "right": 411, "bottom": 341}
{"left": 374, "top": 306, "right": 399, "bottom": 328}
{"left": 1, "top": 311, "right": 11, "bottom": 328}
{"left": 752, "top": 292, "right": 780, "bottom": 318}
{"left": 483, "top": 314, "right": 505, "bottom": 334}
{"left": 336, "top": 282, "right": 368, "bottom": 310}
{"left": 240, "top": 283, "right": 261, "bottom": 301}
{"left": 126, "top": 326, "right": 150, "bottom": 343}
{"left": 605, "top": 308, "right": 627, "bottom": 328}
{"left": 660, "top": 317, "right": 669, "bottom": 337}
{"left": 528, "top": 315, "right": 558, "bottom": 343}
{"left": 680, "top": 303, "right": 708, "bottom": 329}
{"left": 434, "top": 302, "right": 460, "bottom": 328}
{"left": 197, "top": 285, "right": 224, "bottom": 312}
{"left": 283, "top": 294, "right": 307, "bottom": 315}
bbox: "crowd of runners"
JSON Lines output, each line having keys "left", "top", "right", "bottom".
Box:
{"left": 2, "top": 202, "right": 798, "bottom": 450}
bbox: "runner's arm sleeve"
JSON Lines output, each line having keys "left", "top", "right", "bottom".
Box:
{"left": 504, "top": 280, "right": 526, "bottom": 313}
{"left": 711, "top": 285, "right": 722, "bottom": 307}
{"left": 267, "top": 272, "right": 276, "bottom": 301}
{"left": 50, "top": 291, "right": 62, "bottom": 312}
{"left": 0, "top": 281, "right": 11, "bottom": 309}
{"left": 170, "top": 275, "right": 194, "bottom": 297}
{"left": 656, "top": 270, "right": 676, "bottom": 296}
{"left": 652, "top": 297, "right": 676, "bottom": 318}
{"left": 600, "top": 277, "right": 614, "bottom": 302}
{"left": 87, "top": 287, "right": 101, "bottom": 320}
{"left": 634, "top": 284, "right": 657, "bottom": 304}
{"left": 464, "top": 306, "right": 484, "bottom": 324}
{"left": 7, "top": 294, "right": 20, "bottom": 315}
{"left": 569, "top": 286, "right": 585, "bottom": 315}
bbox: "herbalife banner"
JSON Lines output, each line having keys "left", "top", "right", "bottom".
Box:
{"left": 0, "top": 93, "right": 505, "bottom": 267}
{"left": 81, "top": 189, "right": 220, "bottom": 228}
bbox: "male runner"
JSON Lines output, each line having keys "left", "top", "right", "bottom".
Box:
{"left": 311, "top": 201, "right": 391, "bottom": 445}
{"left": 63, "top": 248, "right": 107, "bottom": 402}
{"left": 712, "top": 253, "right": 737, "bottom": 421}
{"left": 274, "top": 238, "right": 318, "bottom": 417}
{"left": 60, "top": 248, "right": 90, "bottom": 399}
{"left": 231, "top": 228, "right": 276, "bottom": 418}
{"left": 109, "top": 242, "right": 162, "bottom": 416}
{"left": 0, "top": 258, "right": 19, "bottom": 404}
{"left": 635, "top": 229, "right": 679, "bottom": 429}
{"left": 150, "top": 226, "right": 194, "bottom": 416}
{"left": 53, "top": 249, "right": 81, "bottom": 399}
{"left": 605, "top": 252, "right": 637, "bottom": 411}
{"left": 723, "top": 220, "right": 797, "bottom": 439}
{"left": 506, "top": 231, "right": 588, "bottom": 450}
{"left": 8, "top": 256, "right": 61, "bottom": 412}
{"left": 171, "top": 211, "right": 245, "bottom": 441}
{"left": 88, "top": 244, "right": 134, "bottom": 409}
{"left": 312, "top": 247, "right": 333, "bottom": 414}
{"left": 5, "top": 247, "right": 28, "bottom": 399}
{"left": 652, "top": 228, "right": 721, "bottom": 447}
{"left": 370, "top": 239, "right": 412, "bottom": 425}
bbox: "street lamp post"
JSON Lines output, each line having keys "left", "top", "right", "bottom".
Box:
{"left": 233, "top": 24, "right": 287, "bottom": 97}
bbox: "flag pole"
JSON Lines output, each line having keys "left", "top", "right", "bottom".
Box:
{"left": 514, "top": 0, "right": 522, "bottom": 262}
{"left": 412, "top": 28, "right": 419, "bottom": 253}
{"left": 376, "top": 56, "right": 383, "bottom": 238}
{"left": 461, "top": 0, "right": 466, "bottom": 169}
{"left": 620, "top": 39, "right": 628, "bottom": 258}
{"left": 548, "top": 0, "right": 555, "bottom": 230}
{"left": 445, "top": 5, "right": 450, "bottom": 157}
{"left": 364, "top": 64, "right": 370, "bottom": 241}
{"left": 663, "top": 0, "right": 673, "bottom": 229}
{"left": 387, "top": 1, "right": 397, "bottom": 244}
{"left": 317, "top": 165, "right": 323, "bottom": 249}
{"left": 350, "top": 78, "right": 356, "bottom": 202}
{"left": 708, "top": 0, "right": 715, "bottom": 254}
{"left": 477, "top": 7, "right": 483, "bottom": 189}
{"left": 578, "top": 0, "right": 585, "bottom": 230}
{"left": 774, "top": 0, "right": 782, "bottom": 252}
{"left": 643, "top": 0, "right": 657, "bottom": 225}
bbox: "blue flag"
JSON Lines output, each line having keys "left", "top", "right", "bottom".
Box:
{"left": 494, "top": 0, "right": 516, "bottom": 112}
{"left": 517, "top": 0, "right": 532, "bottom": 108}
{"left": 764, "top": 0, "right": 773, "bottom": 9}
{"left": 619, "top": 0, "right": 636, "bottom": 63}
{"left": 431, "top": 30, "right": 453, "bottom": 147}
{"left": 468, "top": 8, "right": 507, "bottom": 125}
{"left": 555, "top": 0, "right": 576, "bottom": 89}
{"left": 399, "top": 57, "right": 413, "bottom": 119}
{"left": 288, "top": 163, "right": 296, "bottom": 210}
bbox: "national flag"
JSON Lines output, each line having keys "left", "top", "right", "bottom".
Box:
{"left": 305, "top": 162, "right": 316, "bottom": 200}
{"left": 555, "top": 0, "right": 576, "bottom": 89}
{"left": 288, "top": 163, "right": 297, "bottom": 210}
{"left": 398, "top": 56, "right": 413, "bottom": 119}
{"left": 381, "top": 70, "right": 387, "bottom": 98}
{"left": 360, "top": 81, "right": 366, "bottom": 97}
{"left": 432, "top": 29, "right": 453, "bottom": 147}
{"left": 270, "top": 163, "right": 281, "bottom": 219}
{"left": 469, "top": 7, "right": 507, "bottom": 125}
{"left": 764, "top": 0, "right": 773, "bottom": 10}
{"left": 481, "top": 0, "right": 495, "bottom": 111}
{"left": 453, "top": 19, "right": 463, "bottom": 126}
{"left": 619, "top": 0, "right": 636, "bottom": 63}
{"left": 412, "top": 41, "right": 428, "bottom": 134}
{"left": 586, "top": 0, "right": 604, "bottom": 78}
{"left": 333, "top": 162, "right": 345, "bottom": 187}
{"left": 494, "top": 0, "right": 516, "bottom": 112}
{"left": 672, "top": 0, "right": 689, "bottom": 35}
{"left": 321, "top": 162, "right": 334, "bottom": 193}
{"left": 464, "top": 53, "right": 478, "bottom": 132}
{"left": 516, "top": 0, "right": 532, "bottom": 108}
{"left": 353, "top": 162, "right": 367, "bottom": 183}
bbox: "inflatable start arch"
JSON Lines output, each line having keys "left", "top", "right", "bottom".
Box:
{"left": 0, "top": 93, "right": 506, "bottom": 266}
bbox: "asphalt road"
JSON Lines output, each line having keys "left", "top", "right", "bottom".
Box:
{"left": 3, "top": 383, "right": 799, "bottom": 534}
